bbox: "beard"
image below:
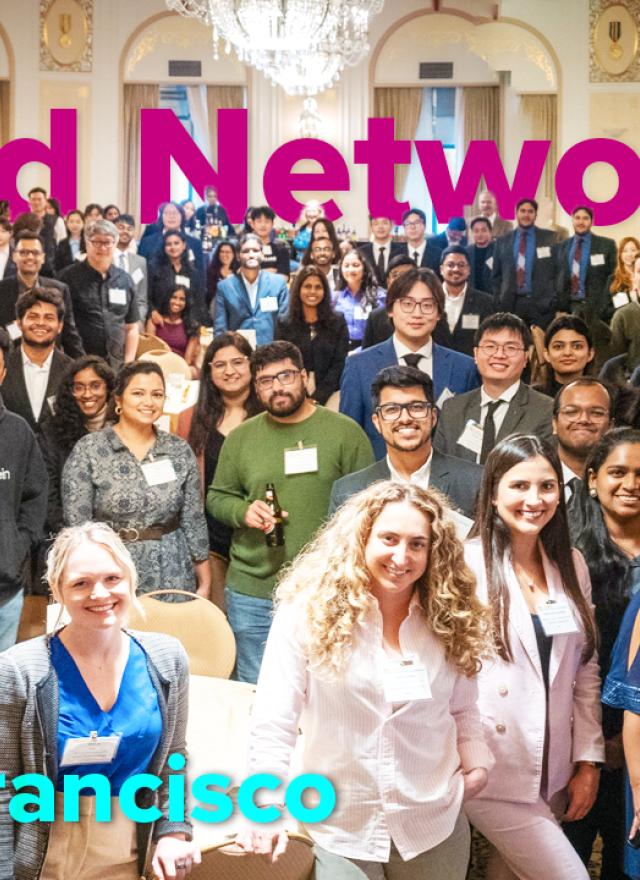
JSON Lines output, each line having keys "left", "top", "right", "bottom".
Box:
{"left": 22, "top": 331, "right": 57, "bottom": 349}
{"left": 265, "top": 387, "right": 307, "bottom": 417}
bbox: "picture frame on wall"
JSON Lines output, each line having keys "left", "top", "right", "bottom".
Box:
{"left": 40, "top": 0, "right": 93, "bottom": 73}
{"left": 590, "top": 0, "right": 640, "bottom": 81}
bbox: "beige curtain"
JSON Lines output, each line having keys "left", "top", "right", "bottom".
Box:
{"left": 122, "top": 83, "right": 159, "bottom": 217}
{"left": 520, "top": 94, "right": 557, "bottom": 204}
{"left": 206, "top": 86, "right": 245, "bottom": 166}
{"left": 374, "top": 87, "right": 423, "bottom": 198}
{"left": 0, "top": 81, "right": 10, "bottom": 146}
{"left": 462, "top": 86, "right": 499, "bottom": 150}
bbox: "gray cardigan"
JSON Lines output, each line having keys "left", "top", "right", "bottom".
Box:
{"left": 0, "top": 630, "right": 191, "bottom": 880}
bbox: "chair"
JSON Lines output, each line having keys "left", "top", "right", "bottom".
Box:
{"left": 136, "top": 333, "right": 170, "bottom": 357}
{"left": 186, "top": 835, "right": 315, "bottom": 880}
{"left": 128, "top": 589, "right": 235, "bottom": 678}
{"left": 139, "top": 349, "right": 192, "bottom": 380}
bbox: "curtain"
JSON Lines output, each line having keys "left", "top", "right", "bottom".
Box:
{"left": 374, "top": 87, "right": 423, "bottom": 198}
{"left": 462, "top": 85, "right": 499, "bottom": 150}
{"left": 206, "top": 85, "right": 245, "bottom": 167}
{"left": 186, "top": 84, "right": 211, "bottom": 159}
{"left": 122, "top": 83, "right": 159, "bottom": 217}
{"left": 0, "top": 81, "right": 9, "bottom": 146}
{"left": 520, "top": 94, "right": 557, "bottom": 204}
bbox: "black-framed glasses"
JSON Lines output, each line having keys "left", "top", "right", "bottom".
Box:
{"left": 72, "top": 380, "right": 107, "bottom": 396}
{"left": 376, "top": 401, "right": 434, "bottom": 421}
{"left": 255, "top": 369, "right": 300, "bottom": 390}
{"left": 396, "top": 297, "right": 437, "bottom": 315}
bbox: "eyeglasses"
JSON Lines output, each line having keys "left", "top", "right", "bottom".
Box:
{"left": 211, "top": 356, "right": 248, "bottom": 373}
{"left": 476, "top": 342, "right": 526, "bottom": 357}
{"left": 396, "top": 297, "right": 438, "bottom": 315}
{"left": 557, "top": 406, "right": 609, "bottom": 421}
{"left": 88, "top": 239, "right": 115, "bottom": 249}
{"left": 442, "top": 261, "right": 469, "bottom": 271}
{"left": 72, "top": 381, "right": 107, "bottom": 396}
{"left": 15, "top": 249, "right": 43, "bottom": 257}
{"left": 255, "top": 369, "right": 300, "bottom": 390}
{"left": 376, "top": 402, "right": 434, "bottom": 421}
{"left": 403, "top": 220, "right": 424, "bottom": 228}
{"left": 311, "top": 246, "right": 333, "bottom": 254}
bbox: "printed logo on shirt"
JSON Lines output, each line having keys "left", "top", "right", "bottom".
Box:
{"left": 0, "top": 468, "right": 10, "bottom": 480}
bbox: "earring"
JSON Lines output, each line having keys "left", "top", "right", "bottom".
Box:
{"left": 589, "top": 488, "right": 597, "bottom": 498}
{"left": 115, "top": 404, "right": 122, "bottom": 415}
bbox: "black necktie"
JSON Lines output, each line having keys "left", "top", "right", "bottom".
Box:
{"left": 480, "top": 400, "right": 503, "bottom": 464}
{"left": 566, "top": 477, "right": 580, "bottom": 502}
{"left": 377, "top": 246, "right": 386, "bottom": 281}
{"left": 403, "top": 353, "right": 422, "bottom": 369}
{"left": 413, "top": 250, "right": 420, "bottom": 265}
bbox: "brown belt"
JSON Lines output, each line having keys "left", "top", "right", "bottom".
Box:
{"left": 111, "top": 514, "right": 181, "bottom": 542}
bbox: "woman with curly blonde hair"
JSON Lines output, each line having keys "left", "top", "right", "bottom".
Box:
{"left": 237, "top": 480, "right": 493, "bottom": 879}
{"left": 463, "top": 434, "right": 603, "bottom": 880}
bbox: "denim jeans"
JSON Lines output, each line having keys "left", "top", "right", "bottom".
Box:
{"left": 224, "top": 588, "right": 273, "bottom": 684}
{"left": 0, "top": 589, "right": 24, "bottom": 652}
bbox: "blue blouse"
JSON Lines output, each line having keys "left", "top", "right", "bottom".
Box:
{"left": 333, "top": 287, "right": 386, "bottom": 343}
{"left": 51, "top": 634, "right": 162, "bottom": 794}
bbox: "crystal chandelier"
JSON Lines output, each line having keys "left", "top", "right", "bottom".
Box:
{"left": 166, "top": 0, "right": 384, "bottom": 96}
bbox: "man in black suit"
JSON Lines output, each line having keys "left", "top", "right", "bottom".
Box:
{"left": 555, "top": 205, "right": 617, "bottom": 322}
{"left": 438, "top": 245, "right": 495, "bottom": 357}
{"left": 359, "top": 216, "right": 404, "bottom": 286}
{"left": 466, "top": 216, "right": 495, "bottom": 294}
{"left": 0, "top": 232, "right": 84, "bottom": 358}
{"left": 1, "top": 288, "right": 72, "bottom": 435}
{"left": 397, "top": 208, "right": 442, "bottom": 273}
{"left": 491, "top": 198, "right": 558, "bottom": 329}
{"left": 429, "top": 217, "right": 468, "bottom": 252}
{"left": 329, "top": 365, "right": 481, "bottom": 519}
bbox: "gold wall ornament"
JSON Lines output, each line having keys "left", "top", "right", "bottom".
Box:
{"left": 590, "top": 0, "right": 640, "bottom": 81}
{"left": 40, "top": 0, "right": 93, "bottom": 72}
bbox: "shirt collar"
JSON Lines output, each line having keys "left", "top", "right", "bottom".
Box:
{"left": 443, "top": 282, "right": 467, "bottom": 299}
{"left": 480, "top": 380, "right": 520, "bottom": 408}
{"left": 387, "top": 450, "right": 433, "bottom": 485}
{"left": 561, "top": 459, "right": 581, "bottom": 484}
{"left": 393, "top": 335, "right": 433, "bottom": 361}
{"left": 21, "top": 346, "right": 54, "bottom": 371}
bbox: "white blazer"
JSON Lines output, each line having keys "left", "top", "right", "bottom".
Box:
{"left": 464, "top": 538, "right": 605, "bottom": 803}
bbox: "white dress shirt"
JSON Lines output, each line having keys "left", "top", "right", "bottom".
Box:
{"left": 114, "top": 249, "right": 130, "bottom": 273}
{"left": 409, "top": 240, "right": 426, "bottom": 266}
{"left": 479, "top": 381, "right": 520, "bottom": 434}
{"left": 443, "top": 284, "right": 467, "bottom": 333}
{"left": 249, "top": 596, "right": 493, "bottom": 861}
{"left": 387, "top": 451, "right": 432, "bottom": 489}
{"left": 21, "top": 347, "right": 53, "bottom": 421}
{"left": 392, "top": 335, "right": 433, "bottom": 378}
{"left": 561, "top": 460, "right": 581, "bottom": 503}
{"left": 0, "top": 246, "right": 10, "bottom": 280}
{"left": 372, "top": 240, "right": 392, "bottom": 273}
{"left": 241, "top": 273, "right": 260, "bottom": 310}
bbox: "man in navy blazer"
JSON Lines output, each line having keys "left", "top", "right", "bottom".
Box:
{"left": 429, "top": 217, "right": 468, "bottom": 252}
{"left": 340, "top": 267, "right": 480, "bottom": 459}
{"left": 214, "top": 234, "right": 288, "bottom": 345}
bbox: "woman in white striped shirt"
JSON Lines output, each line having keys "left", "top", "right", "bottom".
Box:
{"left": 238, "top": 481, "right": 494, "bottom": 879}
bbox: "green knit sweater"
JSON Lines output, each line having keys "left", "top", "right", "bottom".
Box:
{"left": 207, "top": 407, "right": 374, "bottom": 598}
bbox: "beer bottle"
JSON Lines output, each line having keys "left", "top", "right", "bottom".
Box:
{"left": 264, "top": 483, "right": 285, "bottom": 547}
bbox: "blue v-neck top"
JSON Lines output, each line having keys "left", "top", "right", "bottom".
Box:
{"left": 51, "top": 634, "right": 162, "bottom": 793}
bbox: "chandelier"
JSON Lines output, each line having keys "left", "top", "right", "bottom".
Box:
{"left": 166, "top": 0, "right": 384, "bottom": 96}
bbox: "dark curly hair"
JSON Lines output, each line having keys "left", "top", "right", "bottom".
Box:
{"left": 187, "top": 333, "right": 262, "bottom": 456}
{"left": 336, "top": 249, "right": 380, "bottom": 308}
{"left": 155, "top": 285, "right": 200, "bottom": 338}
{"left": 207, "top": 241, "right": 239, "bottom": 309}
{"left": 286, "top": 267, "right": 335, "bottom": 328}
{"left": 49, "top": 356, "right": 116, "bottom": 453}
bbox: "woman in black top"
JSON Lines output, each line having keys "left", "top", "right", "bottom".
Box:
{"left": 148, "top": 229, "right": 205, "bottom": 323}
{"left": 533, "top": 314, "right": 595, "bottom": 398}
{"left": 276, "top": 266, "right": 349, "bottom": 404}
{"left": 54, "top": 209, "right": 86, "bottom": 272}
{"left": 207, "top": 241, "right": 239, "bottom": 313}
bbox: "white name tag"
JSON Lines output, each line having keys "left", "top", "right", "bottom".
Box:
{"left": 6, "top": 321, "right": 21, "bottom": 340}
{"left": 188, "top": 249, "right": 195, "bottom": 262}
{"left": 141, "top": 458, "right": 177, "bottom": 486}
{"left": 108, "top": 288, "right": 127, "bottom": 306}
{"left": 436, "top": 387, "right": 454, "bottom": 408}
{"left": 60, "top": 732, "right": 120, "bottom": 766}
{"left": 537, "top": 246, "right": 551, "bottom": 259}
{"left": 590, "top": 253, "right": 605, "bottom": 266}
{"left": 457, "top": 419, "right": 484, "bottom": 455}
{"left": 612, "top": 291, "right": 630, "bottom": 310}
{"left": 260, "top": 296, "right": 278, "bottom": 313}
{"left": 383, "top": 657, "right": 431, "bottom": 703}
{"left": 238, "top": 328, "right": 257, "bottom": 349}
{"left": 284, "top": 445, "right": 318, "bottom": 475}
{"left": 537, "top": 597, "right": 579, "bottom": 636}
{"left": 485, "top": 256, "right": 494, "bottom": 270}
{"left": 354, "top": 304, "right": 372, "bottom": 321}
{"left": 175, "top": 274, "right": 191, "bottom": 288}
{"left": 132, "top": 267, "right": 144, "bottom": 284}
{"left": 262, "top": 245, "right": 273, "bottom": 256}
{"left": 461, "top": 313, "right": 480, "bottom": 330}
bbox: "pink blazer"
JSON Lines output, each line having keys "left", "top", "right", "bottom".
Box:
{"left": 464, "top": 538, "right": 605, "bottom": 803}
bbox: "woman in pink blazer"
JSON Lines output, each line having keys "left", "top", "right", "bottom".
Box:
{"left": 464, "top": 434, "right": 604, "bottom": 879}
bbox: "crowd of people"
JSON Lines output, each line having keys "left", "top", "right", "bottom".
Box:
{"left": 2, "top": 185, "right": 640, "bottom": 879}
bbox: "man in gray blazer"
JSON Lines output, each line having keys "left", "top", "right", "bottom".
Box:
{"left": 434, "top": 312, "right": 554, "bottom": 464}
{"left": 329, "top": 365, "right": 482, "bottom": 518}
{"left": 114, "top": 214, "right": 148, "bottom": 324}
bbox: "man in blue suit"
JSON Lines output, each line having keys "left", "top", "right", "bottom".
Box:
{"left": 340, "top": 267, "right": 480, "bottom": 459}
{"left": 214, "top": 234, "right": 289, "bottom": 345}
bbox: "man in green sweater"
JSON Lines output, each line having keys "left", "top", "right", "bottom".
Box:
{"left": 207, "top": 340, "right": 374, "bottom": 682}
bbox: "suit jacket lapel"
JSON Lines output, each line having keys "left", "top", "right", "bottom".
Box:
{"left": 543, "top": 548, "right": 573, "bottom": 688}
{"left": 497, "top": 384, "right": 527, "bottom": 440}
{"left": 506, "top": 557, "right": 544, "bottom": 681}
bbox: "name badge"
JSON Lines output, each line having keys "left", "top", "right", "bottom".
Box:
{"left": 462, "top": 313, "right": 480, "bottom": 330}
{"left": 457, "top": 419, "right": 484, "bottom": 456}
{"left": 262, "top": 245, "right": 273, "bottom": 256}
{"left": 537, "top": 597, "right": 579, "bottom": 637}
{"left": 109, "top": 288, "right": 127, "bottom": 306}
{"left": 141, "top": 458, "right": 177, "bottom": 486}
{"left": 382, "top": 657, "right": 431, "bottom": 703}
{"left": 47, "top": 395, "right": 57, "bottom": 414}
{"left": 175, "top": 274, "right": 191, "bottom": 288}
{"left": 6, "top": 321, "right": 21, "bottom": 340}
{"left": 353, "top": 304, "right": 372, "bottom": 321}
{"left": 536, "top": 246, "right": 551, "bottom": 259}
{"left": 436, "top": 387, "right": 454, "bottom": 408}
{"left": 260, "top": 296, "right": 278, "bottom": 312}
{"left": 485, "top": 256, "right": 494, "bottom": 270}
{"left": 284, "top": 445, "right": 318, "bottom": 475}
{"left": 612, "top": 291, "right": 630, "bottom": 310}
{"left": 590, "top": 253, "right": 605, "bottom": 266}
{"left": 188, "top": 249, "right": 195, "bottom": 262}
{"left": 132, "top": 267, "right": 144, "bottom": 284}
{"left": 60, "top": 732, "right": 120, "bottom": 767}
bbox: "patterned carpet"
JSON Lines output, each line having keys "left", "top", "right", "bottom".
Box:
{"left": 468, "top": 832, "right": 602, "bottom": 878}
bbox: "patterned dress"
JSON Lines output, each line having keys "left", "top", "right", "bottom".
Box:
{"left": 62, "top": 426, "right": 209, "bottom": 595}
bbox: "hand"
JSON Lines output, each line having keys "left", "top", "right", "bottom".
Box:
{"left": 630, "top": 809, "right": 640, "bottom": 843}
{"left": 244, "top": 500, "right": 288, "bottom": 532}
{"left": 196, "top": 583, "right": 211, "bottom": 599}
{"left": 234, "top": 828, "right": 289, "bottom": 862}
{"left": 562, "top": 763, "right": 600, "bottom": 822}
{"left": 152, "top": 835, "right": 201, "bottom": 880}
{"left": 151, "top": 309, "right": 164, "bottom": 327}
{"left": 462, "top": 767, "right": 488, "bottom": 801}
{"left": 605, "top": 734, "right": 625, "bottom": 770}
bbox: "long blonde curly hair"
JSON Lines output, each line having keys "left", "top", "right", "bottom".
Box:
{"left": 276, "top": 481, "right": 491, "bottom": 679}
